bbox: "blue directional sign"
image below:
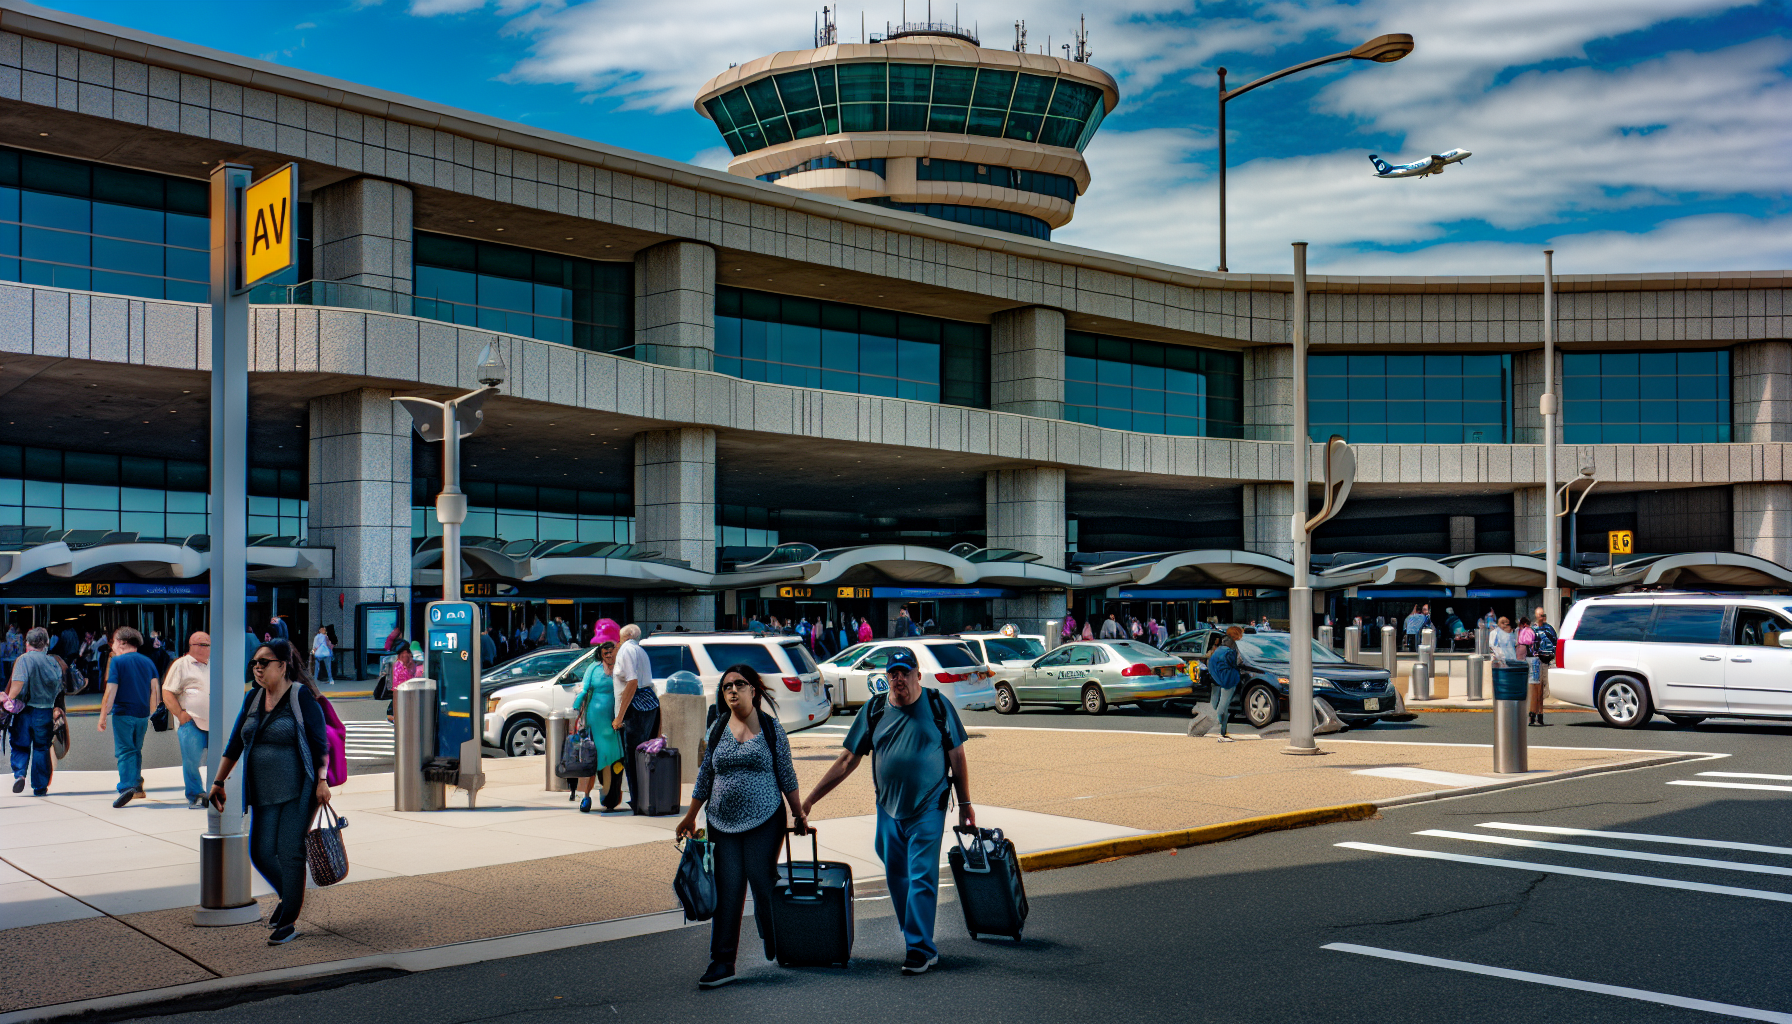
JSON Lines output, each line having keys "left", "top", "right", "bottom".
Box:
{"left": 425, "top": 601, "right": 480, "bottom": 759}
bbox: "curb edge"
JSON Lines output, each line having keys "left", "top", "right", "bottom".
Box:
{"left": 1017, "top": 802, "right": 1380, "bottom": 873}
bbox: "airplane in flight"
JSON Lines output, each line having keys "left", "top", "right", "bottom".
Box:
{"left": 1368, "top": 149, "right": 1471, "bottom": 178}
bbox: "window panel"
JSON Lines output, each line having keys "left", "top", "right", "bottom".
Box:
{"left": 743, "top": 77, "right": 784, "bottom": 119}
{"left": 887, "top": 64, "right": 932, "bottom": 103}
{"left": 836, "top": 63, "right": 886, "bottom": 103}
{"left": 932, "top": 65, "right": 975, "bottom": 105}
{"left": 840, "top": 103, "right": 884, "bottom": 132}
{"left": 1039, "top": 116, "right": 1082, "bottom": 149}
{"left": 1002, "top": 113, "right": 1043, "bottom": 142}
{"left": 928, "top": 105, "right": 968, "bottom": 134}
{"left": 1561, "top": 349, "right": 1731, "bottom": 442}
{"left": 971, "top": 69, "right": 1016, "bottom": 110}
{"left": 774, "top": 70, "right": 820, "bottom": 111}
{"left": 965, "top": 106, "right": 1006, "bottom": 137}
{"left": 1010, "top": 74, "right": 1055, "bottom": 114}
{"left": 888, "top": 103, "right": 928, "bottom": 131}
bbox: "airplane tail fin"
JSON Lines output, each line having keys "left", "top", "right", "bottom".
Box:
{"left": 1368, "top": 154, "right": 1391, "bottom": 174}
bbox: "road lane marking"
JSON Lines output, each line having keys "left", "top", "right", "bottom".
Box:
{"left": 1699, "top": 772, "right": 1792, "bottom": 781}
{"left": 1322, "top": 943, "right": 1792, "bottom": 1024}
{"left": 1477, "top": 822, "right": 1792, "bottom": 857}
{"left": 1335, "top": 842, "right": 1792, "bottom": 903}
{"left": 1415, "top": 830, "right": 1792, "bottom": 878}
{"left": 1670, "top": 780, "right": 1792, "bottom": 793}
{"left": 1353, "top": 767, "right": 1499, "bottom": 787}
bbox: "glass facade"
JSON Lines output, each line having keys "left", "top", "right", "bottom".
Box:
{"left": 757, "top": 156, "right": 886, "bottom": 183}
{"left": 915, "top": 158, "right": 1077, "bottom": 204}
{"left": 705, "top": 63, "right": 1107, "bottom": 156}
{"left": 716, "top": 286, "right": 989, "bottom": 407}
{"left": 1308, "top": 354, "right": 1510, "bottom": 444}
{"left": 716, "top": 504, "right": 780, "bottom": 550}
{"left": 855, "top": 198, "right": 1050, "bottom": 240}
{"left": 0, "top": 446, "right": 304, "bottom": 541}
{"left": 411, "top": 481, "right": 632, "bottom": 545}
{"left": 1563, "top": 351, "right": 1730, "bottom": 443}
{"left": 412, "top": 233, "right": 632, "bottom": 354}
{"left": 1064, "top": 332, "right": 1243, "bottom": 437}
{"left": 0, "top": 146, "right": 212, "bottom": 302}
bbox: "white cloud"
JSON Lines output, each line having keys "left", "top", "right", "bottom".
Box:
{"left": 688, "top": 144, "right": 733, "bottom": 170}
{"left": 1320, "top": 213, "right": 1792, "bottom": 275}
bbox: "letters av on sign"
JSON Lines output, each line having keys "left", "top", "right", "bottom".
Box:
{"left": 242, "top": 163, "right": 297, "bottom": 288}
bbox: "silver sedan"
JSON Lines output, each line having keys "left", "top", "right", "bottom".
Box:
{"left": 999, "top": 640, "right": 1192, "bottom": 715}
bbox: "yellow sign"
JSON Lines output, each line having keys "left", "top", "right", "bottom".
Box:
{"left": 1224, "top": 588, "right": 1256, "bottom": 598}
{"left": 1608, "top": 530, "right": 1633, "bottom": 555}
{"left": 837, "top": 587, "right": 871, "bottom": 599}
{"left": 242, "top": 163, "right": 297, "bottom": 288}
{"left": 778, "top": 586, "right": 814, "bottom": 599}
{"left": 74, "top": 583, "right": 113, "bottom": 597}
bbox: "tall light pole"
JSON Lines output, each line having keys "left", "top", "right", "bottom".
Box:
{"left": 1216, "top": 33, "right": 1413, "bottom": 272}
{"left": 1541, "top": 250, "right": 1560, "bottom": 623}
{"left": 395, "top": 344, "right": 508, "bottom": 602}
{"left": 1286, "top": 241, "right": 1317, "bottom": 754}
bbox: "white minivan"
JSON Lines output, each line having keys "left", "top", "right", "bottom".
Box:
{"left": 1553, "top": 593, "right": 1792, "bottom": 728}
{"left": 818, "top": 638, "right": 998, "bottom": 712}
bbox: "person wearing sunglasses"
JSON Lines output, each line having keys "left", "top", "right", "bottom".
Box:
{"left": 570, "top": 621, "right": 626, "bottom": 812}
{"left": 208, "top": 639, "right": 331, "bottom": 946}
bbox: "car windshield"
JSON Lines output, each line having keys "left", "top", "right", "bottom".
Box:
{"left": 780, "top": 642, "right": 819, "bottom": 673}
{"left": 983, "top": 637, "right": 1044, "bottom": 661}
{"left": 1109, "top": 640, "right": 1170, "bottom": 658}
{"left": 927, "top": 642, "right": 980, "bottom": 668}
{"left": 824, "top": 644, "right": 868, "bottom": 666}
{"left": 1238, "top": 635, "right": 1349, "bottom": 664}
{"left": 703, "top": 642, "right": 787, "bottom": 676}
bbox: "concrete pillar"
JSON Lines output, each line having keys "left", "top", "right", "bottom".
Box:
{"left": 1242, "top": 483, "right": 1294, "bottom": 562}
{"left": 986, "top": 467, "right": 1066, "bottom": 568}
{"left": 1448, "top": 516, "right": 1475, "bottom": 555}
{"left": 633, "top": 241, "right": 716, "bottom": 371}
{"left": 990, "top": 307, "right": 1065, "bottom": 418}
{"left": 991, "top": 592, "right": 1066, "bottom": 642}
{"left": 1734, "top": 483, "right": 1792, "bottom": 568}
{"left": 634, "top": 427, "right": 717, "bottom": 631}
{"left": 1512, "top": 349, "right": 1563, "bottom": 445}
{"left": 1731, "top": 341, "right": 1792, "bottom": 442}
{"left": 1514, "top": 486, "right": 1549, "bottom": 556}
{"left": 1243, "top": 346, "right": 1292, "bottom": 442}
{"left": 307, "top": 389, "right": 413, "bottom": 668}
{"left": 311, "top": 177, "right": 413, "bottom": 311}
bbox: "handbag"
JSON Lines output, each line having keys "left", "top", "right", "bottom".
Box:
{"left": 557, "top": 729, "right": 598, "bottom": 779}
{"left": 150, "top": 704, "right": 170, "bottom": 732}
{"left": 674, "top": 835, "right": 717, "bottom": 922}
{"left": 304, "top": 804, "right": 351, "bottom": 886}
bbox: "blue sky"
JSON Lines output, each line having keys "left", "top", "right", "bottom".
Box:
{"left": 40, "top": 0, "right": 1792, "bottom": 274}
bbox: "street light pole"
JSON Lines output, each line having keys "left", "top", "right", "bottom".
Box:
{"left": 395, "top": 345, "right": 508, "bottom": 603}
{"left": 1542, "top": 250, "right": 1560, "bottom": 624}
{"left": 1285, "top": 241, "right": 1318, "bottom": 755}
{"left": 1214, "top": 33, "right": 1413, "bottom": 273}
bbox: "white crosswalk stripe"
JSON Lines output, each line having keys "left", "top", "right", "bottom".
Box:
{"left": 343, "top": 722, "right": 394, "bottom": 762}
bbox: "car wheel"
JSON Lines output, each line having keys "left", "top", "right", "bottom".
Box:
{"left": 994, "top": 684, "right": 1019, "bottom": 715}
{"left": 502, "top": 716, "right": 546, "bottom": 758}
{"left": 1596, "top": 675, "right": 1652, "bottom": 728}
{"left": 1664, "top": 714, "right": 1707, "bottom": 727}
{"left": 1081, "top": 684, "right": 1108, "bottom": 716}
{"left": 1244, "top": 684, "right": 1280, "bottom": 729}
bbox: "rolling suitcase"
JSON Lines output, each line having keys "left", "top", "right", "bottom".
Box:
{"left": 633, "top": 744, "right": 682, "bottom": 816}
{"left": 771, "top": 828, "right": 854, "bottom": 967}
{"left": 948, "top": 826, "right": 1028, "bottom": 940}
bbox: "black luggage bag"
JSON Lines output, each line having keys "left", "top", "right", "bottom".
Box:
{"left": 948, "top": 826, "right": 1028, "bottom": 940}
{"left": 771, "top": 828, "right": 854, "bottom": 967}
{"left": 633, "top": 746, "right": 682, "bottom": 815}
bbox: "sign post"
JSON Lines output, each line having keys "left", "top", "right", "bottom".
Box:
{"left": 197, "top": 162, "right": 297, "bottom": 927}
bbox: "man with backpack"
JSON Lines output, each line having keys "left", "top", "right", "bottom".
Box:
{"left": 803, "top": 649, "right": 973, "bottom": 976}
{"left": 1529, "top": 606, "right": 1557, "bottom": 727}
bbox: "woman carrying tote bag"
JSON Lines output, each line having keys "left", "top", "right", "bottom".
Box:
{"left": 570, "top": 622, "right": 625, "bottom": 813}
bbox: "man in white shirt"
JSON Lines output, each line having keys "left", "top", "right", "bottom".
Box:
{"left": 160, "top": 632, "right": 211, "bottom": 808}
{"left": 612, "top": 623, "right": 661, "bottom": 812}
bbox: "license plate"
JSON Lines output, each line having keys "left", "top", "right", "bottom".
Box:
{"left": 1363, "top": 698, "right": 1380, "bottom": 711}
{"left": 1158, "top": 667, "right": 1173, "bottom": 677}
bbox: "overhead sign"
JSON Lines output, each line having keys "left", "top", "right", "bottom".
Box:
{"left": 778, "top": 586, "right": 814, "bottom": 599}
{"left": 837, "top": 587, "right": 872, "bottom": 599}
{"left": 241, "top": 163, "right": 297, "bottom": 289}
{"left": 1608, "top": 530, "right": 1633, "bottom": 555}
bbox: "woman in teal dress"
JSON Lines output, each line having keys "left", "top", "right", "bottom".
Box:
{"left": 571, "top": 637, "right": 625, "bottom": 812}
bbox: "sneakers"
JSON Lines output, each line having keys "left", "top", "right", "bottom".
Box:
{"left": 11, "top": 776, "right": 23, "bottom": 794}
{"left": 1216, "top": 735, "right": 1236, "bottom": 743}
{"left": 267, "top": 925, "right": 298, "bottom": 945}
{"left": 901, "top": 950, "right": 939, "bottom": 975}
{"left": 188, "top": 796, "right": 206, "bottom": 809}
{"left": 112, "top": 790, "right": 136, "bottom": 808}
{"left": 697, "top": 961, "right": 736, "bottom": 988}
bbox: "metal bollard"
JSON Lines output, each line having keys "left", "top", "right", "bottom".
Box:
{"left": 1381, "top": 625, "right": 1397, "bottom": 675}
{"left": 1420, "top": 627, "right": 1435, "bottom": 655}
{"left": 1493, "top": 664, "right": 1530, "bottom": 772}
{"left": 394, "top": 678, "right": 441, "bottom": 812}
{"left": 1475, "top": 624, "right": 1489, "bottom": 658}
{"left": 1466, "top": 654, "right": 1485, "bottom": 701}
{"left": 1318, "top": 625, "right": 1333, "bottom": 651}
{"left": 1344, "top": 625, "right": 1360, "bottom": 664}
{"left": 1409, "top": 661, "right": 1431, "bottom": 701}
{"left": 544, "top": 712, "right": 573, "bottom": 793}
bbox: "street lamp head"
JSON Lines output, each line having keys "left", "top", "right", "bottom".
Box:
{"left": 1579, "top": 466, "right": 1596, "bottom": 478}
{"left": 475, "top": 343, "right": 507, "bottom": 388}
{"left": 1350, "top": 33, "right": 1414, "bottom": 62}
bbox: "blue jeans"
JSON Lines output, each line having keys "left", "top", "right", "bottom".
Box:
{"left": 10, "top": 706, "right": 54, "bottom": 792}
{"left": 874, "top": 805, "right": 947, "bottom": 960}
{"left": 177, "top": 720, "right": 208, "bottom": 801}
{"left": 111, "top": 714, "right": 148, "bottom": 794}
{"left": 1210, "top": 685, "right": 1236, "bottom": 735}
{"left": 314, "top": 654, "right": 332, "bottom": 683}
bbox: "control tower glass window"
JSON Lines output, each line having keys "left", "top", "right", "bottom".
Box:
{"left": 1307, "top": 354, "right": 1510, "bottom": 444}
{"left": 1065, "top": 332, "right": 1243, "bottom": 438}
{"left": 1562, "top": 351, "right": 1730, "bottom": 443}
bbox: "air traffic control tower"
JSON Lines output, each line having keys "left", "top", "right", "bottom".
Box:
{"left": 695, "top": 13, "right": 1117, "bottom": 240}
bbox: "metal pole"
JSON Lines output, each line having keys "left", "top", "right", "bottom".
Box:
{"left": 1285, "top": 242, "right": 1316, "bottom": 755}
{"left": 197, "top": 162, "right": 257, "bottom": 927}
{"left": 1541, "top": 249, "right": 1560, "bottom": 624}
{"left": 1216, "top": 68, "right": 1227, "bottom": 273}
{"left": 439, "top": 405, "right": 465, "bottom": 603}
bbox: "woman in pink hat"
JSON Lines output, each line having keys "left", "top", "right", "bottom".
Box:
{"left": 570, "top": 619, "right": 625, "bottom": 812}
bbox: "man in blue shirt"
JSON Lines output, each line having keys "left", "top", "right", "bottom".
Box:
{"left": 96, "top": 626, "right": 161, "bottom": 807}
{"left": 804, "top": 649, "right": 973, "bottom": 976}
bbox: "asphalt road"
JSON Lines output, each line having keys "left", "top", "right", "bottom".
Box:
{"left": 122, "top": 716, "right": 1791, "bottom": 1023}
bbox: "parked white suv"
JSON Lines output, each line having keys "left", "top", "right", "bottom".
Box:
{"left": 482, "top": 633, "right": 831, "bottom": 757}
{"left": 818, "top": 638, "right": 998, "bottom": 712}
{"left": 955, "top": 631, "right": 1048, "bottom": 692}
{"left": 1553, "top": 593, "right": 1792, "bottom": 728}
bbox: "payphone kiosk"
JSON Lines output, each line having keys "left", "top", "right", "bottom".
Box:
{"left": 424, "top": 600, "right": 485, "bottom": 806}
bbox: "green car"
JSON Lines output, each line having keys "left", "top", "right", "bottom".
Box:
{"left": 1000, "top": 640, "right": 1193, "bottom": 715}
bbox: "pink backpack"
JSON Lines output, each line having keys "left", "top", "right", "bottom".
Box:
{"left": 316, "top": 693, "right": 349, "bottom": 787}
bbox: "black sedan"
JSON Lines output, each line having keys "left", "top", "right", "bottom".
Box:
{"left": 1181, "top": 632, "right": 1399, "bottom": 729}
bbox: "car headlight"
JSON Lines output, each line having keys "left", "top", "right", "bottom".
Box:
{"left": 485, "top": 697, "right": 498, "bottom": 714}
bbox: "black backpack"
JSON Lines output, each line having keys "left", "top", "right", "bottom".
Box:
{"left": 862, "top": 688, "right": 957, "bottom": 811}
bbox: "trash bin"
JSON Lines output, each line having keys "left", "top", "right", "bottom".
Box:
{"left": 660, "top": 691, "right": 708, "bottom": 784}
{"left": 1492, "top": 665, "right": 1529, "bottom": 773}
{"left": 393, "top": 677, "right": 443, "bottom": 811}
{"left": 545, "top": 711, "right": 574, "bottom": 794}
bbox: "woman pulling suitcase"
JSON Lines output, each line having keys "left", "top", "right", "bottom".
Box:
{"left": 676, "top": 664, "right": 807, "bottom": 989}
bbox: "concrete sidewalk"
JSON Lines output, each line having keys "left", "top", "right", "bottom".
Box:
{"left": 0, "top": 726, "right": 1690, "bottom": 1016}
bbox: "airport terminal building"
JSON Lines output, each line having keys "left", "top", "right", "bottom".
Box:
{"left": 0, "top": 3, "right": 1787, "bottom": 672}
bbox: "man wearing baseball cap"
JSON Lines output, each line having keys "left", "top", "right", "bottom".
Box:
{"left": 804, "top": 647, "right": 972, "bottom": 975}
